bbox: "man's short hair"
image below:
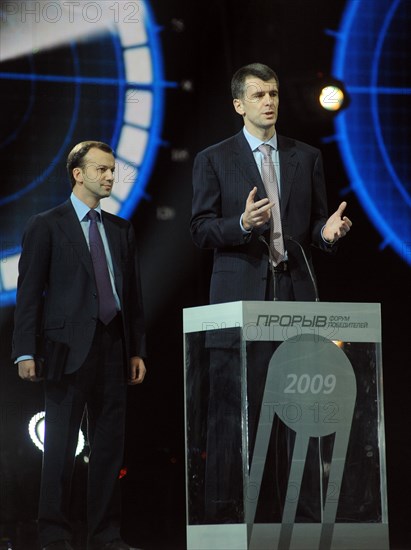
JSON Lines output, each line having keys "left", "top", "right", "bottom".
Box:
{"left": 66, "top": 141, "right": 114, "bottom": 188}
{"left": 231, "top": 63, "right": 279, "bottom": 99}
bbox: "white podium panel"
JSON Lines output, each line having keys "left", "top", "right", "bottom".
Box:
{"left": 183, "top": 302, "right": 388, "bottom": 550}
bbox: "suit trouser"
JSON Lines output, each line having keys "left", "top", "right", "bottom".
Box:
{"left": 38, "top": 315, "right": 126, "bottom": 548}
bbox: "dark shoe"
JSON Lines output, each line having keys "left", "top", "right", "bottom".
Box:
{"left": 42, "top": 541, "right": 74, "bottom": 550}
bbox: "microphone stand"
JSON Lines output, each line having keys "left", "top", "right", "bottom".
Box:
{"left": 285, "top": 235, "right": 320, "bottom": 302}
{"left": 258, "top": 235, "right": 278, "bottom": 301}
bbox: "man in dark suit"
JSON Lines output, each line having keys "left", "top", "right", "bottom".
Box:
{"left": 191, "top": 63, "right": 351, "bottom": 303}
{"left": 12, "top": 141, "right": 146, "bottom": 550}
{"left": 190, "top": 64, "right": 352, "bottom": 523}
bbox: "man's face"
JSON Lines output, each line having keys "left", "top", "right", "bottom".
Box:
{"left": 233, "top": 76, "right": 279, "bottom": 136}
{"left": 74, "top": 147, "right": 115, "bottom": 201}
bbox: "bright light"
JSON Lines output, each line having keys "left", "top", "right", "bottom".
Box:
{"left": 319, "top": 85, "right": 345, "bottom": 111}
{"left": 332, "top": 340, "right": 344, "bottom": 348}
{"left": 0, "top": 1, "right": 110, "bottom": 63}
{"left": 28, "top": 411, "right": 85, "bottom": 456}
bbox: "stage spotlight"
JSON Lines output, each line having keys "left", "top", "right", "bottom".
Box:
{"left": 28, "top": 411, "right": 85, "bottom": 456}
{"left": 282, "top": 72, "right": 349, "bottom": 130}
{"left": 319, "top": 85, "right": 346, "bottom": 112}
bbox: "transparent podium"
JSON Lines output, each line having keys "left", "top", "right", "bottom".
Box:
{"left": 183, "top": 301, "right": 388, "bottom": 550}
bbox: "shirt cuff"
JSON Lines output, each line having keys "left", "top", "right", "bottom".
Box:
{"left": 15, "top": 355, "right": 34, "bottom": 364}
{"left": 321, "top": 225, "right": 335, "bottom": 245}
{"left": 240, "top": 214, "right": 252, "bottom": 234}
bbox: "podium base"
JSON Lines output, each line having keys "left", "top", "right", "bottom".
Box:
{"left": 187, "top": 522, "right": 389, "bottom": 550}
{"left": 184, "top": 302, "right": 389, "bottom": 550}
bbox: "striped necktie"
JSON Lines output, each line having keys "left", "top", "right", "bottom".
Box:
{"left": 258, "top": 144, "right": 285, "bottom": 265}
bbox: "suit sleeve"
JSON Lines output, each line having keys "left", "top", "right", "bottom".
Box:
{"left": 310, "top": 151, "right": 336, "bottom": 253}
{"left": 12, "top": 215, "right": 51, "bottom": 360}
{"left": 190, "top": 151, "right": 252, "bottom": 249}
{"left": 126, "top": 223, "right": 147, "bottom": 358}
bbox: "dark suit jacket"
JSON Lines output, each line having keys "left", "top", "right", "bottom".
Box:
{"left": 12, "top": 200, "right": 146, "bottom": 374}
{"left": 190, "top": 130, "right": 334, "bottom": 303}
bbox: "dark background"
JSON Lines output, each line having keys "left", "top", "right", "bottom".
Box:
{"left": 1, "top": 1, "right": 410, "bottom": 549}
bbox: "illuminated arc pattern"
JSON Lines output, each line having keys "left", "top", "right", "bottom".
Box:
{"left": 29, "top": 411, "right": 85, "bottom": 456}
{"left": 0, "top": 1, "right": 175, "bottom": 306}
{"left": 331, "top": 0, "right": 411, "bottom": 265}
{"left": 0, "top": 56, "right": 37, "bottom": 149}
{"left": 0, "top": 41, "right": 82, "bottom": 207}
{"left": 369, "top": 0, "right": 410, "bottom": 208}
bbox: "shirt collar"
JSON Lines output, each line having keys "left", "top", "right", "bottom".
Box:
{"left": 243, "top": 126, "right": 278, "bottom": 152}
{"left": 70, "top": 193, "right": 102, "bottom": 222}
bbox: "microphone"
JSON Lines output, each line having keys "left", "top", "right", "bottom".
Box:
{"left": 284, "top": 235, "right": 319, "bottom": 302}
{"left": 258, "top": 235, "right": 278, "bottom": 301}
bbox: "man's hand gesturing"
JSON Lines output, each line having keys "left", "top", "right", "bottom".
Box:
{"left": 242, "top": 187, "right": 273, "bottom": 230}
{"left": 323, "top": 201, "right": 352, "bottom": 243}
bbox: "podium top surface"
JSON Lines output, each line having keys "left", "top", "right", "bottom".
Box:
{"left": 183, "top": 301, "right": 381, "bottom": 343}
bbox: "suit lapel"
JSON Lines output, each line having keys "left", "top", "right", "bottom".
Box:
{"left": 232, "top": 131, "right": 299, "bottom": 212}
{"left": 278, "top": 135, "right": 298, "bottom": 215}
{"left": 55, "top": 200, "right": 95, "bottom": 280}
{"left": 54, "top": 201, "right": 124, "bottom": 299}
{"left": 101, "top": 212, "right": 123, "bottom": 296}
{"left": 232, "top": 131, "right": 267, "bottom": 200}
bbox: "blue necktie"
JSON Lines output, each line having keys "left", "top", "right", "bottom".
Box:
{"left": 88, "top": 209, "right": 117, "bottom": 325}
